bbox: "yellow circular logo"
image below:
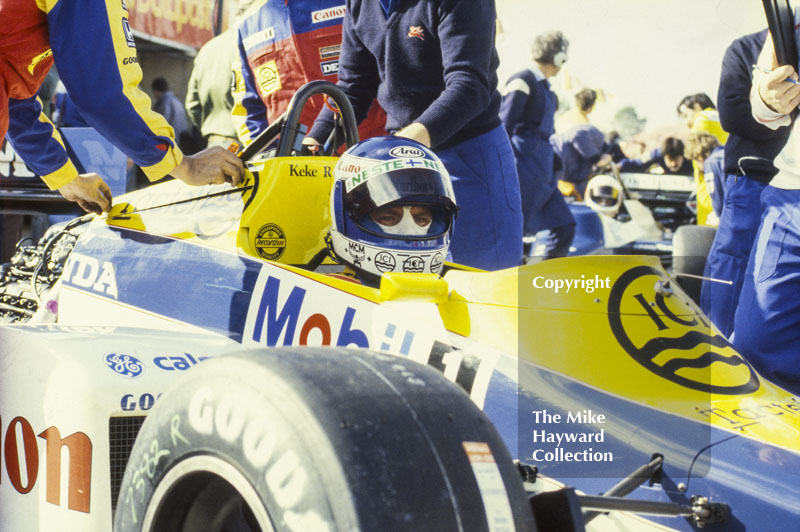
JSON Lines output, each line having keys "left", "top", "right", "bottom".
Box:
{"left": 255, "top": 224, "right": 286, "bottom": 261}
{"left": 607, "top": 266, "right": 759, "bottom": 395}
{"left": 256, "top": 60, "right": 281, "bottom": 96}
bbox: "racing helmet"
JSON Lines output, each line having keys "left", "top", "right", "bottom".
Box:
{"left": 329, "top": 136, "right": 458, "bottom": 283}
{"left": 585, "top": 174, "right": 623, "bottom": 216}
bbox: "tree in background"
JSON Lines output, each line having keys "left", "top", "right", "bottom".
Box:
{"left": 612, "top": 106, "right": 647, "bottom": 139}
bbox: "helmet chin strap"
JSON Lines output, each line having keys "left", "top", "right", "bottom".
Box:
{"left": 379, "top": 206, "right": 431, "bottom": 236}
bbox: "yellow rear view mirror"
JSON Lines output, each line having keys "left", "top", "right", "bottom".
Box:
{"left": 379, "top": 273, "right": 449, "bottom": 303}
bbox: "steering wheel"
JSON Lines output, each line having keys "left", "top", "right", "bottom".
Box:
{"left": 763, "top": 0, "right": 798, "bottom": 67}
{"left": 239, "top": 80, "right": 359, "bottom": 162}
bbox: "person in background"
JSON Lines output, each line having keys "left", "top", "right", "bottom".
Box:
{"left": 550, "top": 123, "right": 613, "bottom": 200}
{"left": 700, "top": 29, "right": 790, "bottom": 337}
{"left": 606, "top": 131, "right": 627, "bottom": 163}
{"left": 730, "top": 30, "right": 800, "bottom": 395}
{"left": 678, "top": 93, "right": 729, "bottom": 144}
{"left": 500, "top": 31, "right": 575, "bottom": 259}
{"left": 1, "top": 0, "right": 244, "bottom": 214}
{"left": 684, "top": 131, "right": 725, "bottom": 218}
{"left": 618, "top": 136, "right": 693, "bottom": 176}
{"left": 151, "top": 77, "right": 196, "bottom": 153}
{"left": 677, "top": 92, "right": 728, "bottom": 226}
{"left": 302, "top": 0, "right": 522, "bottom": 271}
{"left": 555, "top": 88, "right": 597, "bottom": 133}
{"left": 38, "top": 66, "right": 59, "bottom": 119}
{"left": 185, "top": 16, "right": 244, "bottom": 148}
{"left": 232, "top": 0, "right": 385, "bottom": 149}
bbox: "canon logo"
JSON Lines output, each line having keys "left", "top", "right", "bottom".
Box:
{"left": 311, "top": 5, "right": 345, "bottom": 23}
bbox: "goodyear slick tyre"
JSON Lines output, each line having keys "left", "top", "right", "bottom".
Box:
{"left": 114, "top": 347, "right": 536, "bottom": 532}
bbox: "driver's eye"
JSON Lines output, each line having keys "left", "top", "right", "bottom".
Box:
{"left": 370, "top": 206, "right": 403, "bottom": 226}
{"left": 376, "top": 214, "right": 400, "bottom": 226}
{"left": 410, "top": 206, "right": 432, "bottom": 226}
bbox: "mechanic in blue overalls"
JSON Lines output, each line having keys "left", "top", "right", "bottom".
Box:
{"left": 699, "top": 29, "right": 789, "bottom": 338}
{"left": 302, "top": 0, "right": 522, "bottom": 271}
{"left": 550, "top": 124, "right": 613, "bottom": 200}
{"left": 735, "top": 23, "right": 800, "bottom": 395}
{"left": 500, "top": 31, "right": 575, "bottom": 259}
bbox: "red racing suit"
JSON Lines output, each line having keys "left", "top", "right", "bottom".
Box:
{"left": 0, "top": 0, "right": 182, "bottom": 190}
{"left": 232, "top": 0, "right": 385, "bottom": 147}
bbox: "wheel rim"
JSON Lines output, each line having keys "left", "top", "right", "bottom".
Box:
{"left": 142, "top": 455, "right": 275, "bottom": 532}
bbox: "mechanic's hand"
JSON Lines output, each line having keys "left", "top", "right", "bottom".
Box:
{"left": 171, "top": 146, "right": 245, "bottom": 187}
{"left": 58, "top": 173, "right": 113, "bottom": 214}
{"left": 395, "top": 123, "right": 432, "bottom": 147}
{"left": 755, "top": 32, "right": 800, "bottom": 114}
{"left": 595, "top": 153, "right": 614, "bottom": 170}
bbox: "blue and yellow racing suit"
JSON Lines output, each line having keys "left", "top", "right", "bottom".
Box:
{"left": 0, "top": 0, "right": 183, "bottom": 190}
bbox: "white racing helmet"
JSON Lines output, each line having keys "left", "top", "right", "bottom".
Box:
{"left": 329, "top": 136, "right": 458, "bottom": 283}
{"left": 585, "top": 174, "right": 623, "bottom": 216}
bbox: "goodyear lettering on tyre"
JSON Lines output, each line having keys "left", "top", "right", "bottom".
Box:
{"left": 607, "top": 265, "right": 759, "bottom": 395}
{"left": 255, "top": 223, "right": 286, "bottom": 260}
{"left": 186, "top": 386, "right": 329, "bottom": 530}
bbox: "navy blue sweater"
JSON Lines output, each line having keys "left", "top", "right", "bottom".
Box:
{"left": 718, "top": 29, "right": 790, "bottom": 182}
{"left": 499, "top": 69, "right": 550, "bottom": 138}
{"left": 308, "top": 0, "right": 502, "bottom": 149}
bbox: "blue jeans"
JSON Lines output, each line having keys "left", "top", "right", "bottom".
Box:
{"left": 700, "top": 175, "right": 766, "bottom": 336}
{"left": 733, "top": 186, "right": 800, "bottom": 395}
{"left": 437, "top": 125, "right": 523, "bottom": 270}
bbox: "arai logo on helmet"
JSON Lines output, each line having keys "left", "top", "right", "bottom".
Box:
{"left": 389, "top": 146, "right": 425, "bottom": 158}
{"left": 105, "top": 353, "right": 144, "bottom": 378}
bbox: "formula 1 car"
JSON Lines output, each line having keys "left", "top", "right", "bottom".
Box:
{"left": 541, "top": 169, "right": 715, "bottom": 302}
{"left": 1, "top": 82, "right": 799, "bottom": 532}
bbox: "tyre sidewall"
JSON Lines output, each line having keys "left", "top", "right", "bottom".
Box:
{"left": 115, "top": 357, "right": 346, "bottom": 532}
